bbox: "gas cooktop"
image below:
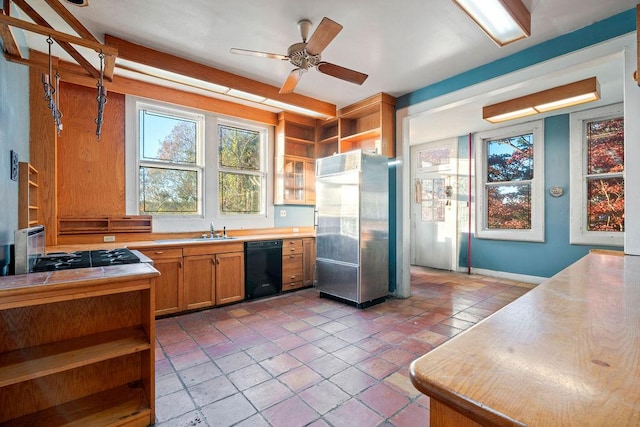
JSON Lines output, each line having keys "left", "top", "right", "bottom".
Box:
{"left": 32, "top": 248, "right": 141, "bottom": 273}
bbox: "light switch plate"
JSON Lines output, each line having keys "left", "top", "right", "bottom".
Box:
{"left": 10, "top": 150, "right": 18, "bottom": 181}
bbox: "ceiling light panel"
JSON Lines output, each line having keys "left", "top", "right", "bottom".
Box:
{"left": 452, "top": 0, "right": 531, "bottom": 46}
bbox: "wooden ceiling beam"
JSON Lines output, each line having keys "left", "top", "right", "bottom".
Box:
{"left": 41, "top": 0, "right": 98, "bottom": 42}
{"left": 105, "top": 34, "right": 336, "bottom": 118}
{"left": 12, "top": 0, "right": 101, "bottom": 79}
{"left": 0, "top": 12, "right": 117, "bottom": 55}
{"left": 0, "top": 8, "right": 22, "bottom": 57}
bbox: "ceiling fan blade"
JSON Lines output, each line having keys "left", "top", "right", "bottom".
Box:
{"left": 305, "top": 17, "right": 343, "bottom": 56}
{"left": 279, "top": 68, "right": 306, "bottom": 94}
{"left": 230, "top": 48, "right": 288, "bottom": 61}
{"left": 317, "top": 62, "right": 368, "bottom": 85}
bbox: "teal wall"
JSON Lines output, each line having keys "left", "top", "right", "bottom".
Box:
{"left": 0, "top": 27, "right": 30, "bottom": 275}
{"left": 457, "top": 115, "right": 622, "bottom": 278}
{"left": 401, "top": 8, "right": 636, "bottom": 279}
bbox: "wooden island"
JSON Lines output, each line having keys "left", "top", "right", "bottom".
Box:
{"left": 410, "top": 252, "right": 640, "bottom": 426}
{"left": 0, "top": 263, "right": 159, "bottom": 426}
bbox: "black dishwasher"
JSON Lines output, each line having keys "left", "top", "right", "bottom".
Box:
{"left": 244, "top": 240, "right": 283, "bottom": 299}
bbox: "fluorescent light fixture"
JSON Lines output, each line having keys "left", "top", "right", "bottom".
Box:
{"left": 452, "top": 0, "right": 531, "bottom": 46}
{"left": 263, "top": 99, "right": 330, "bottom": 118}
{"left": 226, "top": 89, "right": 267, "bottom": 103}
{"left": 483, "top": 77, "right": 600, "bottom": 123}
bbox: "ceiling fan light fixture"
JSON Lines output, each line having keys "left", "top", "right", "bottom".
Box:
{"left": 452, "top": 0, "right": 530, "bottom": 46}
{"left": 483, "top": 77, "right": 600, "bottom": 123}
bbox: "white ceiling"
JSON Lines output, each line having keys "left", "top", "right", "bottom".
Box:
{"left": 17, "top": 0, "right": 638, "bottom": 140}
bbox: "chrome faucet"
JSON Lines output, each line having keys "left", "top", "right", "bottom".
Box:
{"left": 210, "top": 222, "right": 215, "bottom": 238}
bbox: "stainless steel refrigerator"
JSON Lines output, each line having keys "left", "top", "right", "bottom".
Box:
{"left": 315, "top": 150, "right": 389, "bottom": 307}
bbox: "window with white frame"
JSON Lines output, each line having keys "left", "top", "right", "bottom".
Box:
{"left": 127, "top": 98, "right": 270, "bottom": 232}
{"left": 475, "top": 120, "right": 545, "bottom": 242}
{"left": 217, "top": 122, "right": 266, "bottom": 215}
{"left": 570, "top": 104, "right": 624, "bottom": 246}
{"left": 138, "top": 107, "right": 204, "bottom": 215}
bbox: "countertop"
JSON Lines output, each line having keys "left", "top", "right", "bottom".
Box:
{"left": 409, "top": 252, "right": 640, "bottom": 426}
{"left": 48, "top": 232, "right": 316, "bottom": 253}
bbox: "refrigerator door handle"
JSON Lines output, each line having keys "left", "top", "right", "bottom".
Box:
{"left": 314, "top": 209, "right": 318, "bottom": 229}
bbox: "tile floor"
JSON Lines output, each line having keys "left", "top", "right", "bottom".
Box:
{"left": 154, "top": 267, "right": 535, "bottom": 427}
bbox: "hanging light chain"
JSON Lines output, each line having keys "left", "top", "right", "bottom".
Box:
{"left": 42, "top": 35, "right": 62, "bottom": 135}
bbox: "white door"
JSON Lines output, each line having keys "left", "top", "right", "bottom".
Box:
{"left": 410, "top": 140, "right": 458, "bottom": 270}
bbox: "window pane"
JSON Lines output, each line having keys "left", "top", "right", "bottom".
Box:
{"left": 139, "top": 167, "right": 198, "bottom": 214}
{"left": 587, "top": 117, "right": 624, "bottom": 174}
{"left": 420, "top": 178, "right": 445, "bottom": 222}
{"left": 219, "top": 172, "right": 261, "bottom": 214}
{"left": 140, "top": 110, "right": 197, "bottom": 164}
{"left": 587, "top": 177, "right": 624, "bottom": 231}
{"left": 487, "top": 184, "right": 531, "bottom": 229}
{"left": 418, "top": 147, "right": 450, "bottom": 168}
{"left": 219, "top": 125, "right": 260, "bottom": 170}
{"left": 486, "top": 134, "right": 533, "bottom": 183}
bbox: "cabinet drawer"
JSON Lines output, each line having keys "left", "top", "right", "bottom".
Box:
{"left": 183, "top": 242, "right": 244, "bottom": 256}
{"left": 282, "top": 239, "right": 303, "bottom": 254}
{"left": 139, "top": 248, "right": 183, "bottom": 259}
{"left": 282, "top": 281, "right": 303, "bottom": 291}
{"left": 282, "top": 253, "right": 303, "bottom": 269}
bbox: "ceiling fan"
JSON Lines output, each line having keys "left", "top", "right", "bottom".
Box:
{"left": 230, "top": 17, "right": 368, "bottom": 94}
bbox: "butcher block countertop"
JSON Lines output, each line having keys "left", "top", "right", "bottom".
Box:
{"left": 410, "top": 252, "right": 640, "bottom": 427}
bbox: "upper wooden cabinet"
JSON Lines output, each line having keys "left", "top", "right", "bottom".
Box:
{"left": 275, "top": 112, "right": 317, "bottom": 205}
{"left": 338, "top": 93, "right": 396, "bottom": 157}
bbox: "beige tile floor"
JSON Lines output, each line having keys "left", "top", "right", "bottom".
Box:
{"left": 154, "top": 266, "right": 535, "bottom": 426}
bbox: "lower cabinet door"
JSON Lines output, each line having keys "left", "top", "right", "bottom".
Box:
{"left": 184, "top": 255, "right": 216, "bottom": 310}
{"left": 215, "top": 252, "right": 245, "bottom": 305}
{"left": 153, "top": 257, "right": 184, "bottom": 316}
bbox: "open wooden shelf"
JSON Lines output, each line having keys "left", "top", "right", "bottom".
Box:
{"left": 58, "top": 216, "right": 152, "bottom": 235}
{"left": 0, "top": 326, "right": 150, "bottom": 388}
{"left": 18, "top": 162, "right": 39, "bottom": 228}
{"left": 0, "top": 382, "right": 151, "bottom": 427}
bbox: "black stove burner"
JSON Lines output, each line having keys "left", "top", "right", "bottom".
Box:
{"left": 31, "top": 248, "right": 140, "bottom": 272}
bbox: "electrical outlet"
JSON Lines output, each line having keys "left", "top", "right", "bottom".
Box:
{"left": 279, "top": 209, "right": 287, "bottom": 217}
{"left": 103, "top": 235, "right": 116, "bottom": 242}
{"left": 293, "top": 227, "right": 299, "bottom": 233}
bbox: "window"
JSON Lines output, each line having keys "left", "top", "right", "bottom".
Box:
{"left": 475, "top": 120, "right": 544, "bottom": 242}
{"left": 126, "top": 98, "right": 272, "bottom": 232}
{"left": 218, "top": 123, "right": 266, "bottom": 215}
{"left": 570, "top": 104, "right": 624, "bottom": 246}
{"left": 138, "top": 107, "right": 204, "bottom": 215}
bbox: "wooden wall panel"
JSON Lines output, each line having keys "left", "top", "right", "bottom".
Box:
{"left": 57, "top": 82, "right": 126, "bottom": 217}
{"left": 29, "top": 67, "right": 58, "bottom": 246}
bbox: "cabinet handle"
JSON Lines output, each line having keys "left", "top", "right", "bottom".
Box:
{"left": 291, "top": 275, "right": 296, "bottom": 279}
{"left": 211, "top": 258, "right": 215, "bottom": 266}
{"left": 178, "top": 261, "right": 182, "bottom": 269}
{"left": 216, "top": 258, "right": 220, "bottom": 265}
{"left": 154, "top": 251, "right": 164, "bottom": 254}
{"left": 290, "top": 255, "right": 295, "bottom": 258}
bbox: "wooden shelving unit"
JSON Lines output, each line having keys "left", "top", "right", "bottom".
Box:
{"left": 0, "top": 264, "right": 157, "bottom": 426}
{"left": 58, "top": 216, "right": 152, "bottom": 235}
{"left": 315, "top": 118, "right": 339, "bottom": 159}
{"left": 338, "top": 93, "right": 396, "bottom": 157}
{"left": 18, "top": 162, "right": 39, "bottom": 228}
{"left": 275, "top": 112, "right": 317, "bottom": 205}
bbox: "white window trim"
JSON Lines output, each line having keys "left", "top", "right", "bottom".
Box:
{"left": 475, "top": 120, "right": 545, "bottom": 242}
{"left": 125, "top": 96, "right": 274, "bottom": 233}
{"left": 569, "top": 103, "right": 624, "bottom": 246}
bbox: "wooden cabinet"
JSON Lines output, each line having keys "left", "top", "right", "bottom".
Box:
{"left": 58, "top": 216, "right": 152, "bottom": 235}
{"left": 338, "top": 93, "right": 396, "bottom": 157}
{"left": 138, "top": 248, "right": 183, "bottom": 316}
{"left": 275, "top": 112, "right": 317, "bottom": 205}
{"left": 215, "top": 251, "right": 245, "bottom": 305}
{"left": 183, "top": 243, "right": 244, "bottom": 309}
{"left": 302, "top": 237, "right": 316, "bottom": 286}
{"left": 282, "top": 238, "right": 315, "bottom": 291}
{"left": 18, "top": 162, "right": 39, "bottom": 228}
{"left": 184, "top": 254, "right": 215, "bottom": 310}
{"left": 0, "top": 264, "right": 158, "bottom": 426}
